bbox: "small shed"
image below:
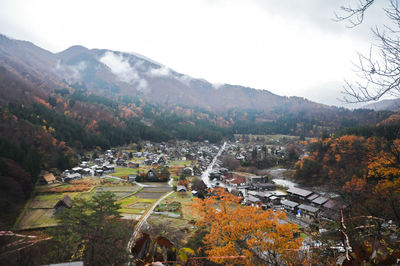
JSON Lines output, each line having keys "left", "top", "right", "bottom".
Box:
{"left": 40, "top": 173, "right": 56, "bottom": 185}
{"left": 54, "top": 195, "right": 73, "bottom": 214}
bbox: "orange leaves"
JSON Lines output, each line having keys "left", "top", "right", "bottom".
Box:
{"left": 191, "top": 188, "right": 302, "bottom": 265}
{"left": 86, "top": 119, "right": 98, "bottom": 131}
{"left": 343, "top": 177, "right": 367, "bottom": 193}
{"left": 177, "top": 179, "right": 189, "bottom": 188}
{"left": 51, "top": 137, "right": 57, "bottom": 147}
{"left": 33, "top": 96, "right": 51, "bottom": 108}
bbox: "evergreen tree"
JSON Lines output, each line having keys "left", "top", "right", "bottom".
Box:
{"left": 48, "top": 192, "right": 131, "bottom": 265}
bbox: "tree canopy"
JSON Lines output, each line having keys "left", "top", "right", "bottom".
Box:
{"left": 191, "top": 188, "right": 303, "bottom": 265}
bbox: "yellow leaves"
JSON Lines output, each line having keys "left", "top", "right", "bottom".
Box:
{"left": 367, "top": 140, "right": 400, "bottom": 180}
{"left": 191, "top": 188, "right": 302, "bottom": 265}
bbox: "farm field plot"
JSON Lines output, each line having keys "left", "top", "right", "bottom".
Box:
{"left": 95, "top": 186, "right": 141, "bottom": 199}
{"left": 148, "top": 192, "right": 196, "bottom": 242}
{"left": 17, "top": 209, "right": 56, "bottom": 230}
{"left": 139, "top": 186, "right": 172, "bottom": 193}
{"left": 134, "top": 191, "right": 167, "bottom": 199}
{"left": 168, "top": 160, "right": 190, "bottom": 166}
{"left": 16, "top": 178, "right": 140, "bottom": 230}
{"left": 29, "top": 192, "right": 83, "bottom": 209}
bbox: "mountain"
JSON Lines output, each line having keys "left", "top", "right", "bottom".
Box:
{"left": 363, "top": 98, "right": 400, "bottom": 111}
{"left": 0, "top": 34, "right": 330, "bottom": 115}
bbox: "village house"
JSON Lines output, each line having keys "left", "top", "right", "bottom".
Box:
{"left": 311, "top": 196, "right": 329, "bottom": 207}
{"left": 225, "top": 176, "right": 246, "bottom": 187}
{"left": 306, "top": 193, "right": 320, "bottom": 202}
{"left": 39, "top": 173, "right": 56, "bottom": 185}
{"left": 281, "top": 199, "right": 299, "bottom": 214}
{"left": 81, "top": 168, "right": 91, "bottom": 176}
{"left": 146, "top": 168, "right": 159, "bottom": 181}
{"left": 63, "top": 173, "right": 81, "bottom": 182}
{"left": 128, "top": 174, "right": 137, "bottom": 182}
{"left": 246, "top": 195, "right": 263, "bottom": 207}
{"left": 246, "top": 175, "right": 268, "bottom": 185}
{"left": 193, "top": 166, "right": 202, "bottom": 176}
{"left": 54, "top": 195, "right": 73, "bottom": 214}
{"left": 144, "top": 159, "right": 153, "bottom": 166}
{"left": 103, "top": 165, "right": 115, "bottom": 173}
{"left": 177, "top": 185, "right": 188, "bottom": 193}
{"left": 268, "top": 195, "right": 281, "bottom": 206}
{"left": 157, "top": 155, "right": 168, "bottom": 165}
{"left": 72, "top": 167, "right": 83, "bottom": 174}
{"left": 320, "top": 199, "right": 348, "bottom": 221}
{"left": 116, "top": 158, "right": 127, "bottom": 167}
{"left": 287, "top": 187, "right": 313, "bottom": 202}
{"left": 253, "top": 182, "right": 277, "bottom": 191}
{"left": 182, "top": 167, "right": 193, "bottom": 176}
{"left": 298, "top": 204, "right": 319, "bottom": 220}
{"left": 128, "top": 162, "right": 140, "bottom": 168}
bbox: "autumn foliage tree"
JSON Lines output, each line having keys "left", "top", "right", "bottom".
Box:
{"left": 191, "top": 188, "right": 303, "bottom": 265}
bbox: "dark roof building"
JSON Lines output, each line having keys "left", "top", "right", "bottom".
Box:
{"left": 54, "top": 195, "right": 73, "bottom": 213}
{"left": 287, "top": 187, "right": 313, "bottom": 201}
{"left": 281, "top": 199, "right": 299, "bottom": 213}
{"left": 312, "top": 196, "right": 329, "bottom": 206}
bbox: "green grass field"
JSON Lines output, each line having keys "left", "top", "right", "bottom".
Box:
{"left": 168, "top": 160, "right": 190, "bottom": 166}
{"left": 110, "top": 167, "right": 139, "bottom": 177}
{"left": 16, "top": 177, "right": 171, "bottom": 230}
{"left": 17, "top": 209, "right": 57, "bottom": 230}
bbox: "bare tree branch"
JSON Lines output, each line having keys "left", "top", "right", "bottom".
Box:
{"left": 334, "top": 0, "right": 375, "bottom": 27}
{"left": 337, "top": 0, "right": 400, "bottom": 103}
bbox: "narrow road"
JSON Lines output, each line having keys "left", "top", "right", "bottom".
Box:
{"left": 201, "top": 141, "right": 226, "bottom": 187}
{"left": 127, "top": 190, "right": 174, "bottom": 252}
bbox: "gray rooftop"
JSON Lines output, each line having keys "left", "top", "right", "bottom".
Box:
{"left": 307, "top": 193, "right": 319, "bottom": 201}
{"left": 281, "top": 199, "right": 299, "bottom": 208}
{"left": 298, "top": 204, "right": 319, "bottom": 213}
{"left": 287, "top": 187, "right": 313, "bottom": 197}
{"left": 312, "top": 196, "right": 329, "bottom": 205}
{"left": 247, "top": 195, "right": 261, "bottom": 203}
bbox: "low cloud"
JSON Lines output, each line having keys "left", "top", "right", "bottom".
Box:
{"left": 176, "top": 74, "right": 192, "bottom": 86}
{"left": 55, "top": 60, "right": 87, "bottom": 81}
{"left": 147, "top": 65, "right": 171, "bottom": 77}
{"left": 212, "top": 83, "right": 225, "bottom": 89}
{"left": 99, "top": 51, "right": 148, "bottom": 90}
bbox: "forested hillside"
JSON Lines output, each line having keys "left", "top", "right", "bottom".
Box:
{"left": 0, "top": 34, "right": 399, "bottom": 230}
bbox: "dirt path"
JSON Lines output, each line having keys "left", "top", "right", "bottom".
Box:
{"left": 127, "top": 190, "right": 174, "bottom": 253}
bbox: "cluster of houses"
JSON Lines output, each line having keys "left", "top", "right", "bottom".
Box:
{"left": 208, "top": 152, "right": 345, "bottom": 223}
{"left": 38, "top": 140, "right": 223, "bottom": 185}
{"left": 241, "top": 180, "right": 345, "bottom": 222}
{"left": 281, "top": 187, "right": 346, "bottom": 222}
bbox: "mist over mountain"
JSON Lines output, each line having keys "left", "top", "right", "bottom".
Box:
{"left": 1, "top": 34, "right": 333, "bottom": 114}
{"left": 0, "top": 33, "right": 393, "bottom": 131}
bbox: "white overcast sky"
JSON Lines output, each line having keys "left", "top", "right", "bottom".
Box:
{"left": 0, "top": 0, "right": 389, "bottom": 107}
